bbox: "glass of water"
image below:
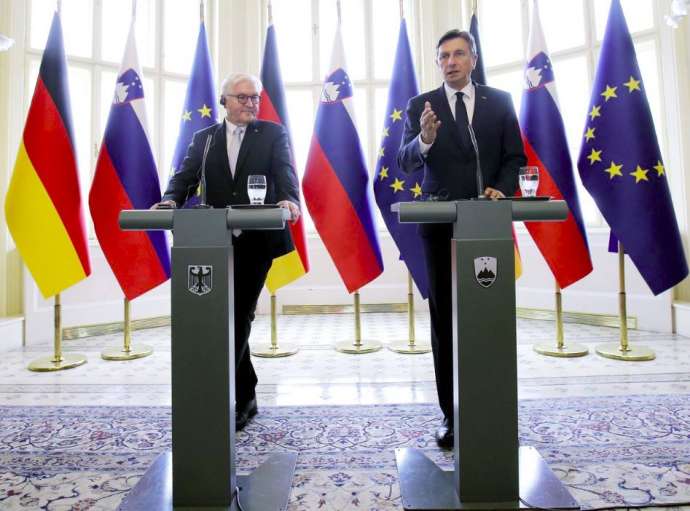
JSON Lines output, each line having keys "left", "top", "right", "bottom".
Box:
{"left": 247, "top": 174, "right": 267, "bottom": 205}
{"left": 518, "top": 166, "right": 539, "bottom": 198}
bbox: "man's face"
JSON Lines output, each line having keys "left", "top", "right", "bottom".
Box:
{"left": 223, "top": 79, "right": 260, "bottom": 126}
{"left": 436, "top": 36, "right": 477, "bottom": 90}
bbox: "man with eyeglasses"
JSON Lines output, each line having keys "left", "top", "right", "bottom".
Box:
{"left": 155, "top": 73, "right": 300, "bottom": 431}
{"left": 397, "top": 30, "right": 525, "bottom": 449}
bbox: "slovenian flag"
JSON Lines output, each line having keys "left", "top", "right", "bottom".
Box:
{"left": 89, "top": 20, "right": 170, "bottom": 300}
{"left": 259, "top": 24, "right": 310, "bottom": 293}
{"left": 5, "top": 11, "right": 91, "bottom": 297}
{"left": 303, "top": 26, "right": 383, "bottom": 293}
{"left": 520, "top": 0, "right": 592, "bottom": 288}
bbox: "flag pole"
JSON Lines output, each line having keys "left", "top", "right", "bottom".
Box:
{"left": 596, "top": 242, "right": 655, "bottom": 361}
{"left": 533, "top": 281, "right": 588, "bottom": 357}
{"left": 28, "top": 294, "right": 88, "bottom": 372}
{"left": 335, "top": 290, "right": 382, "bottom": 354}
{"left": 199, "top": 0, "right": 204, "bottom": 22}
{"left": 251, "top": 0, "right": 299, "bottom": 359}
{"left": 389, "top": 273, "right": 431, "bottom": 354}
{"left": 101, "top": 298, "right": 154, "bottom": 360}
{"left": 251, "top": 292, "right": 299, "bottom": 357}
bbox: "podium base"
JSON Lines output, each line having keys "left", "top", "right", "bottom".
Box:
{"left": 595, "top": 342, "right": 655, "bottom": 361}
{"left": 388, "top": 341, "right": 432, "bottom": 354}
{"left": 533, "top": 342, "right": 589, "bottom": 358}
{"left": 395, "top": 446, "right": 579, "bottom": 510}
{"left": 251, "top": 343, "right": 299, "bottom": 358}
{"left": 28, "top": 354, "right": 87, "bottom": 372}
{"left": 101, "top": 344, "right": 153, "bottom": 361}
{"left": 118, "top": 451, "right": 297, "bottom": 510}
{"left": 335, "top": 340, "right": 382, "bottom": 354}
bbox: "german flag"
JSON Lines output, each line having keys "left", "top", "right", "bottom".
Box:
{"left": 4, "top": 11, "right": 91, "bottom": 297}
{"left": 259, "top": 24, "right": 310, "bottom": 292}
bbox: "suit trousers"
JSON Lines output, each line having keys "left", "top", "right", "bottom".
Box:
{"left": 422, "top": 230, "right": 454, "bottom": 423}
{"left": 232, "top": 235, "right": 272, "bottom": 407}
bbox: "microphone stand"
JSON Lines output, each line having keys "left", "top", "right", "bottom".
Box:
{"left": 196, "top": 134, "right": 213, "bottom": 209}
{"left": 467, "top": 123, "right": 487, "bottom": 200}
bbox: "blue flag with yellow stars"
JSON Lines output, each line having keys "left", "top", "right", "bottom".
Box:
{"left": 167, "top": 21, "right": 217, "bottom": 208}
{"left": 373, "top": 19, "right": 428, "bottom": 298}
{"left": 576, "top": 0, "right": 687, "bottom": 295}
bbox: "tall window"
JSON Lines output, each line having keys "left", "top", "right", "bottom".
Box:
{"left": 26, "top": 0, "right": 205, "bottom": 235}
{"left": 478, "top": 0, "right": 663, "bottom": 227}
{"left": 270, "top": 0, "right": 414, "bottom": 231}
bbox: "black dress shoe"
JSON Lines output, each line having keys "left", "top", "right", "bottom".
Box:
{"left": 435, "top": 420, "right": 454, "bottom": 450}
{"left": 236, "top": 398, "right": 258, "bottom": 431}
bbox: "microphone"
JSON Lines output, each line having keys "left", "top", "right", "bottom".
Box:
{"left": 196, "top": 134, "right": 214, "bottom": 209}
{"left": 467, "top": 124, "right": 487, "bottom": 200}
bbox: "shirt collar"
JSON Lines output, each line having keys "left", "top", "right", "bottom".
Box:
{"left": 444, "top": 81, "right": 475, "bottom": 103}
{"left": 225, "top": 119, "right": 246, "bottom": 135}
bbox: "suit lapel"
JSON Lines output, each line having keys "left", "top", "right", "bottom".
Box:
{"left": 233, "top": 122, "right": 261, "bottom": 183}
{"left": 213, "top": 121, "right": 233, "bottom": 188}
{"left": 433, "top": 84, "right": 468, "bottom": 151}
{"left": 471, "top": 84, "right": 489, "bottom": 142}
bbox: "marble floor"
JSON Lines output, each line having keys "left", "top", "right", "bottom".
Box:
{"left": 1, "top": 312, "right": 690, "bottom": 410}
{"left": 3, "top": 313, "right": 690, "bottom": 510}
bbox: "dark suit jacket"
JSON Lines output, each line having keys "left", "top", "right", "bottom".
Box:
{"left": 162, "top": 119, "right": 300, "bottom": 259}
{"left": 397, "top": 83, "right": 526, "bottom": 236}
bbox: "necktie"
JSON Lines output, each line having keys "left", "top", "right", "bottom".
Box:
{"left": 228, "top": 126, "right": 244, "bottom": 177}
{"left": 455, "top": 91, "right": 471, "bottom": 148}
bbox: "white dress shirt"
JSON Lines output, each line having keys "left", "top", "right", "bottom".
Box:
{"left": 419, "top": 81, "right": 476, "bottom": 155}
{"left": 225, "top": 119, "right": 246, "bottom": 177}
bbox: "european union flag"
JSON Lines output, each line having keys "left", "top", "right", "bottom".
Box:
{"left": 168, "top": 21, "right": 217, "bottom": 208}
{"left": 373, "top": 19, "right": 428, "bottom": 298}
{"left": 576, "top": 0, "right": 687, "bottom": 295}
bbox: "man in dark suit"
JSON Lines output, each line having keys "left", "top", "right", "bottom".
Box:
{"left": 397, "top": 30, "right": 526, "bottom": 449}
{"left": 154, "top": 73, "right": 300, "bottom": 431}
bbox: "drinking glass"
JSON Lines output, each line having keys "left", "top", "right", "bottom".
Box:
{"left": 518, "top": 166, "right": 539, "bottom": 198}
{"left": 247, "top": 174, "right": 267, "bottom": 205}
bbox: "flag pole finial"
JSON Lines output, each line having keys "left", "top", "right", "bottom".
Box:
{"left": 268, "top": 0, "right": 273, "bottom": 24}
{"left": 472, "top": 0, "right": 478, "bottom": 14}
{"left": 336, "top": 0, "right": 342, "bottom": 26}
{"left": 132, "top": 0, "right": 137, "bottom": 22}
{"left": 200, "top": 0, "right": 204, "bottom": 23}
{"left": 56, "top": 0, "right": 62, "bottom": 14}
{"left": 399, "top": 0, "right": 404, "bottom": 19}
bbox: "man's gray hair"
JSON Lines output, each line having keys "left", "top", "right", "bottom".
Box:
{"left": 220, "top": 73, "right": 263, "bottom": 95}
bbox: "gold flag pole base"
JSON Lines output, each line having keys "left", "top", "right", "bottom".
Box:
{"left": 28, "top": 354, "right": 87, "bottom": 372}
{"left": 335, "top": 291, "right": 382, "bottom": 354}
{"left": 28, "top": 293, "right": 88, "bottom": 372}
{"left": 388, "top": 341, "right": 431, "bottom": 354}
{"left": 335, "top": 340, "right": 382, "bottom": 354}
{"left": 388, "top": 273, "right": 431, "bottom": 354}
{"left": 252, "top": 343, "right": 300, "bottom": 358}
{"left": 102, "top": 298, "right": 153, "bottom": 361}
{"left": 252, "top": 293, "right": 299, "bottom": 358}
{"left": 595, "top": 343, "right": 655, "bottom": 361}
{"left": 596, "top": 244, "right": 655, "bottom": 362}
{"left": 101, "top": 345, "right": 153, "bottom": 361}
{"left": 533, "top": 343, "right": 589, "bottom": 358}
{"left": 533, "top": 282, "right": 588, "bottom": 358}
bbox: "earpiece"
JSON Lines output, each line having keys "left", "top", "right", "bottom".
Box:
{"left": 219, "top": 95, "right": 225, "bottom": 106}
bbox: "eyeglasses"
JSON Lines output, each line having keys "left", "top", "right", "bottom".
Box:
{"left": 226, "top": 94, "right": 261, "bottom": 105}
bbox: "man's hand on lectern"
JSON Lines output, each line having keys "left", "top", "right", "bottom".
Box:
{"left": 151, "top": 200, "right": 177, "bottom": 210}
{"left": 483, "top": 187, "right": 505, "bottom": 200}
{"left": 277, "top": 200, "right": 300, "bottom": 224}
